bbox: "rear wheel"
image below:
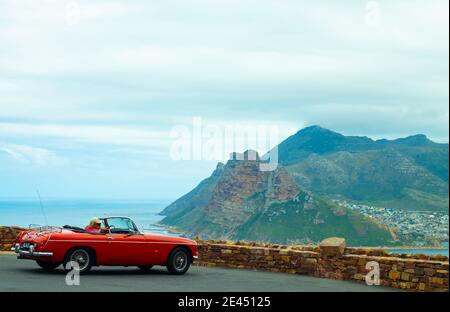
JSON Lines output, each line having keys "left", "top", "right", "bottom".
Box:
{"left": 167, "top": 247, "right": 191, "bottom": 275}
{"left": 36, "top": 260, "right": 60, "bottom": 271}
{"left": 64, "top": 248, "right": 94, "bottom": 274}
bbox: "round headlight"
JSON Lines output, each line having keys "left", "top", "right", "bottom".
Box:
{"left": 29, "top": 245, "right": 35, "bottom": 253}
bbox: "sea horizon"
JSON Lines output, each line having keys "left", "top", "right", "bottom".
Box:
{"left": 0, "top": 198, "right": 448, "bottom": 257}
{"left": 0, "top": 198, "right": 173, "bottom": 236}
{"left": 0, "top": 196, "right": 175, "bottom": 202}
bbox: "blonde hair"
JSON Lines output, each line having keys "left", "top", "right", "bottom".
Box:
{"left": 89, "top": 218, "right": 101, "bottom": 227}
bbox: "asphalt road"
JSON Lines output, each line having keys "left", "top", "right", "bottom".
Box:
{"left": 0, "top": 254, "right": 399, "bottom": 292}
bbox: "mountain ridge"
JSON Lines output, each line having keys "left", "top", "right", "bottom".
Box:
{"left": 160, "top": 126, "right": 449, "bottom": 245}
{"left": 275, "top": 125, "right": 447, "bottom": 166}
{"left": 161, "top": 151, "right": 394, "bottom": 245}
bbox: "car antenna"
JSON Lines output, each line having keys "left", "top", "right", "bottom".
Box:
{"left": 36, "top": 189, "right": 49, "bottom": 226}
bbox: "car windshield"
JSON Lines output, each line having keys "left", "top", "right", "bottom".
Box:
{"left": 106, "top": 218, "right": 139, "bottom": 234}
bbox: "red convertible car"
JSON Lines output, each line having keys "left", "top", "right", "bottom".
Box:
{"left": 12, "top": 216, "right": 197, "bottom": 275}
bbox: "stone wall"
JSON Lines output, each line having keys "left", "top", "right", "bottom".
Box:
{"left": 0, "top": 226, "right": 26, "bottom": 251}
{"left": 195, "top": 239, "right": 449, "bottom": 292}
{"left": 1, "top": 226, "right": 447, "bottom": 292}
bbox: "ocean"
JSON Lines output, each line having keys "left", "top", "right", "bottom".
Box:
{"left": 388, "top": 242, "right": 449, "bottom": 257}
{"left": 0, "top": 199, "right": 175, "bottom": 236}
{"left": 0, "top": 199, "right": 448, "bottom": 256}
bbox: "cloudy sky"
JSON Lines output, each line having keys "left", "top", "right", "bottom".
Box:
{"left": 0, "top": 0, "right": 448, "bottom": 200}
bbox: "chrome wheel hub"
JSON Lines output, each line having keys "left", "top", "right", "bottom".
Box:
{"left": 70, "top": 250, "right": 89, "bottom": 270}
{"left": 174, "top": 252, "right": 187, "bottom": 271}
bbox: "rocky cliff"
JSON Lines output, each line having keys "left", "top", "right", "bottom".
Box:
{"left": 161, "top": 126, "right": 448, "bottom": 245}
{"left": 160, "top": 151, "right": 394, "bottom": 246}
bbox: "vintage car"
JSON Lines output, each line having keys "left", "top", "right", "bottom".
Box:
{"left": 12, "top": 216, "right": 198, "bottom": 275}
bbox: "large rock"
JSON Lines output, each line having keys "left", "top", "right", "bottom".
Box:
{"left": 319, "top": 237, "right": 346, "bottom": 257}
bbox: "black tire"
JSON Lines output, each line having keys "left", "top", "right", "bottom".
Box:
{"left": 36, "top": 260, "right": 60, "bottom": 271}
{"left": 63, "top": 247, "right": 94, "bottom": 274}
{"left": 138, "top": 265, "right": 154, "bottom": 271}
{"left": 167, "top": 247, "right": 191, "bottom": 275}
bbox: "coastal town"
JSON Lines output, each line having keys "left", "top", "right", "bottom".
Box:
{"left": 333, "top": 200, "right": 449, "bottom": 245}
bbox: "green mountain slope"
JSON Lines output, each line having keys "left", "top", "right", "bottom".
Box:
{"left": 278, "top": 126, "right": 449, "bottom": 211}
{"left": 160, "top": 126, "right": 448, "bottom": 245}
{"left": 160, "top": 151, "right": 395, "bottom": 246}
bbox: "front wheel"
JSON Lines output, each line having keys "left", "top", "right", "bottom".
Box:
{"left": 36, "top": 260, "right": 60, "bottom": 271}
{"left": 167, "top": 247, "right": 191, "bottom": 275}
{"left": 64, "top": 248, "right": 94, "bottom": 274}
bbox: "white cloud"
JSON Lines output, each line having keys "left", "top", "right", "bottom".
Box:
{"left": 0, "top": 0, "right": 448, "bottom": 198}
{"left": 0, "top": 143, "right": 64, "bottom": 166}
{"left": 0, "top": 123, "right": 170, "bottom": 147}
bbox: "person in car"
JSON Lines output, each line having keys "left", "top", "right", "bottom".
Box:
{"left": 85, "top": 217, "right": 103, "bottom": 233}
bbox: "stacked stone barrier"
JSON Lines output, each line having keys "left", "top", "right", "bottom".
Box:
{"left": 0, "top": 226, "right": 26, "bottom": 251}
{"left": 194, "top": 238, "right": 449, "bottom": 292}
{"left": 1, "top": 226, "right": 447, "bottom": 292}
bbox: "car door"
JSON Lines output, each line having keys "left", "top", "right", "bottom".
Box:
{"left": 105, "top": 218, "right": 150, "bottom": 265}
{"left": 143, "top": 233, "right": 172, "bottom": 265}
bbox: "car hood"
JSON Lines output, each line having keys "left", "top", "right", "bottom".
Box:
{"left": 142, "top": 233, "right": 197, "bottom": 245}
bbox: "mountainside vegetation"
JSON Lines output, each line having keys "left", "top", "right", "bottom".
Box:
{"left": 160, "top": 126, "right": 448, "bottom": 246}
{"left": 277, "top": 126, "right": 448, "bottom": 211}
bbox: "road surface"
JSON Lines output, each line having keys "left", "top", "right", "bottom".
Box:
{"left": 0, "top": 254, "right": 399, "bottom": 292}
